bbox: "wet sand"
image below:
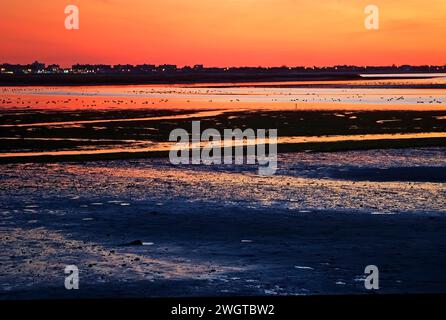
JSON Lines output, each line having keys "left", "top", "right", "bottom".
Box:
{"left": 1, "top": 149, "right": 446, "bottom": 298}
{"left": 1, "top": 81, "right": 445, "bottom": 298}
{"left": 3, "top": 208, "right": 446, "bottom": 299}
{"left": 1, "top": 108, "right": 446, "bottom": 163}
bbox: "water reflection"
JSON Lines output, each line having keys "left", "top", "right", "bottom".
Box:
{"left": 2, "top": 80, "right": 446, "bottom": 111}
{"left": 1, "top": 132, "right": 446, "bottom": 159}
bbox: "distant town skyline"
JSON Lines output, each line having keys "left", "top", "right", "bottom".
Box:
{"left": 2, "top": 61, "right": 446, "bottom": 76}
{"left": 1, "top": 0, "right": 445, "bottom": 68}
{"left": 2, "top": 61, "right": 446, "bottom": 69}
{"left": 1, "top": 61, "right": 445, "bottom": 90}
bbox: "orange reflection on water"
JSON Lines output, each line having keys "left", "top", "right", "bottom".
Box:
{"left": 2, "top": 132, "right": 446, "bottom": 159}
{"left": 1, "top": 82, "right": 446, "bottom": 111}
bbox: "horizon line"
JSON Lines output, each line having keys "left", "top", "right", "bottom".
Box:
{"left": 2, "top": 62, "right": 446, "bottom": 69}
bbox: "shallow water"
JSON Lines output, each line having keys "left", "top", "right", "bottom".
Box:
{"left": 1, "top": 148, "right": 444, "bottom": 215}
{"left": 2, "top": 80, "right": 446, "bottom": 111}
{"left": 1, "top": 82, "right": 445, "bottom": 159}
{"left": 2, "top": 132, "right": 446, "bottom": 159}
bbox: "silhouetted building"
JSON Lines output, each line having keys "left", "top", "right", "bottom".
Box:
{"left": 30, "top": 61, "right": 45, "bottom": 73}
{"left": 46, "top": 64, "right": 62, "bottom": 73}
{"left": 158, "top": 64, "right": 177, "bottom": 72}
{"left": 135, "top": 64, "right": 156, "bottom": 73}
{"left": 113, "top": 64, "right": 134, "bottom": 73}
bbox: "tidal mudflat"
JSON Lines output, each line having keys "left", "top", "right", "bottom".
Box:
{"left": 1, "top": 149, "right": 446, "bottom": 299}
{"left": 1, "top": 80, "right": 446, "bottom": 298}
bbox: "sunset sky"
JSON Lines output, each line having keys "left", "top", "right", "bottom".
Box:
{"left": 1, "top": 0, "right": 445, "bottom": 67}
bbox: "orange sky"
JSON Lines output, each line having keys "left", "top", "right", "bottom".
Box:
{"left": 1, "top": 0, "right": 445, "bottom": 67}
